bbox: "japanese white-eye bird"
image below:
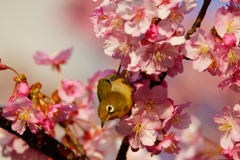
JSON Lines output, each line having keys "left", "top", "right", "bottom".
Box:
{"left": 97, "top": 74, "right": 134, "bottom": 128}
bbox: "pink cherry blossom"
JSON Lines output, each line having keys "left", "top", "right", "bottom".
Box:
{"left": 206, "top": 48, "right": 223, "bottom": 76}
{"left": 116, "top": 0, "right": 158, "bottom": 37}
{"left": 222, "top": 143, "right": 240, "bottom": 160}
{"left": 7, "top": 96, "right": 18, "bottom": 106}
{"left": 151, "top": 132, "right": 181, "bottom": 156}
{"left": 213, "top": 105, "right": 240, "bottom": 149}
{"left": 175, "top": 115, "right": 204, "bottom": 160}
{"left": 43, "top": 103, "right": 78, "bottom": 131}
{"left": 90, "top": 3, "right": 125, "bottom": 38}
{"left": 58, "top": 79, "right": 85, "bottom": 103}
{"left": 2, "top": 97, "right": 43, "bottom": 135}
{"left": 218, "top": 69, "right": 240, "bottom": 92}
{"left": 103, "top": 32, "right": 141, "bottom": 59}
{"left": 17, "top": 81, "right": 29, "bottom": 97}
{"left": 120, "top": 51, "right": 141, "bottom": 72}
{"left": 217, "top": 44, "right": 240, "bottom": 76}
{"left": 223, "top": 33, "right": 237, "bottom": 47}
{"left": 227, "top": 1, "right": 240, "bottom": 12}
{"left": 133, "top": 84, "right": 174, "bottom": 119}
{"left": 157, "top": 0, "right": 196, "bottom": 38}
{"left": 33, "top": 47, "right": 72, "bottom": 66}
{"left": 166, "top": 55, "right": 184, "bottom": 78}
{"left": 163, "top": 101, "right": 192, "bottom": 131}
{"left": 115, "top": 112, "right": 161, "bottom": 149}
{"left": 135, "top": 42, "right": 180, "bottom": 74}
{"left": 145, "top": 24, "right": 158, "bottom": 42}
{"left": 183, "top": 28, "right": 215, "bottom": 72}
{"left": 215, "top": 7, "right": 240, "bottom": 45}
{"left": 82, "top": 122, "right": 116, "bottom": 160}
{"left": 155, "top": 0, "right": 182, "bottom": 19}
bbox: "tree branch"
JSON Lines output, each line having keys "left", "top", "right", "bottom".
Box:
{"left": 0, "top": 108, "right": 86, "bottom": 160}
{"left": 185, "top": 0, "right": 212, "bottom": 40}
{"left": 116, "top": 138, "right": 129, "bottom": 160}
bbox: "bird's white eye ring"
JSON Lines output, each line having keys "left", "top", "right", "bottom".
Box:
{"left": 106, "top": 105, "right": 114, "bottom": 113}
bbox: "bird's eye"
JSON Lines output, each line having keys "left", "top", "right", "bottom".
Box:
{"left": 106, "top": 105, "right": 114, "bottom": 113}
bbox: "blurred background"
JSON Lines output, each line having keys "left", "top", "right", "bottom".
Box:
{"left": 0, "top": 0, "right": 238, "bottom": 159}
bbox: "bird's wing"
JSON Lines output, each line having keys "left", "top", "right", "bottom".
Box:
{"left": 97, "top": 78, "right": 112, "bottom": 102}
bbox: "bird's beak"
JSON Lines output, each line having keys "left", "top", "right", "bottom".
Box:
{"left": 101, "top": 118, "right": 108, "bottom": 128}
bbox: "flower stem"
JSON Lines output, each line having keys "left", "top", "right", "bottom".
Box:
{"left": 185, "top": 0, "right": 212, "bottom": 40}
{"left": 116, "top": 138, "right": 129, "bottom": 160}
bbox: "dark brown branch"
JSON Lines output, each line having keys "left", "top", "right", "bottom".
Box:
{"left": 116, "top": 138, "right": 129, "bottom": 160}
{"left": 0, "top": 108, "right": 85, "bottom": 160}
{"left": 185, "top": 0, "right": 212, "bottom": 40}
{"left": 150, "top": 72, "right": 167, "bottom": 89}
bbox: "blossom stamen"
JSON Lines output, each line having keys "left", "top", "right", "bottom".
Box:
{"left": 117, "top": 41, "right": 132, "bottom": 57}
{"left": 218, "top": 120, "right": 232, "bottom": 133}
{"left": 131, "top": 123, "right": 144, "bottom": 135}
{"left": 17, "top": 110, "right": 31, "bottom": 121}
{"left": 110, "top": 17, "right": 125, "bottom": 30}
{"left": 152, "top": 49, "right": 168, "bottom": 63}
{"left": 227, "top": 49, "right": 239, "bottom": 65}
{"left": 131, "top": 10, "right": 143, "bottom": 23}
{"left": 170, "top": 10, "right": 184, "bottom": 24}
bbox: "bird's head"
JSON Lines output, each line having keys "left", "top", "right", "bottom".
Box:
{"left": 98, "top": 92, "right": 130, "bottom": 127}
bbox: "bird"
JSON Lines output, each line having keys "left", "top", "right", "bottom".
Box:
{"left": 97, "top": 74, "right": 134, "bottom": 128}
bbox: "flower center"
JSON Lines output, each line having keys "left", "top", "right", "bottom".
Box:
{"left": 152, "top": 49, "right": 168, "bottom": 63}
{"left": 198, "top": 45, "right": 210, "bottom": 57}
{"left": 53, "top": 109, "right": 65, "bottom": 122}
{"left": 208, "top": 59, "right": 218, "bottom": 72}
{"left": 98, "top": 15, "right": 108, "bottom": 22}
{"left": 164, "top": 142, "right": 178, "bottom": 153}
{"left": 66, "top": 85, "right": 74, "bottom": 95}
{"left": 118, "top": 40, "right": 132, "bottom": 57}
{"left": 145, "top": 100, "right": 154, "bottom": 111}
{"left": 226, "top": 19, "right": 239, "bottom": 34}
{"left": 172, "top": 114, "right": 182, "bottom": 125}
{"left": 131, "top": 123, "right": 144, "bottom": 134}
{"left": 170, "top": 10, "right": 183, "bottom": 24}
{"left": 17, "top": 109, "right": 31, "bottom": 121}
{"left": 227, "top": 49, "right": 239, "bottom": 65}
{"left": 110, "top": 17, "right": 125, "bottom": 30}
{"left": 218, "top": 120, "right": 232, "bottom": 133}
{"left": 131, "top": 10, "right": 144, "bottom": 23}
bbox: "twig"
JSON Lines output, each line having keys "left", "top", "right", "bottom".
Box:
{"left": 116, "top": 138, "right": 129, "bottom": 160}
{"left": 150, "top": 72, "right": 167, "bottom": 89}
{"left": 185, "top": 0, "right": 212, "bottom": 40}
{"left": 0, "top": 108, "right": 84, "bottom": 160}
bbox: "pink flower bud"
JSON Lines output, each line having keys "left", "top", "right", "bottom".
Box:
{"left": 18, "top": 82, "right": 30, "bottom": 96}
{"left": 223, "top": 33, "right": 236, "bottom": 47}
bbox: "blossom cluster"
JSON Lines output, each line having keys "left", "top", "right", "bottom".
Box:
{"left": 90, "top": 0, "right": 240, "bottom": 159}
{"left": 90, "top": 0, "right": 198, "bottom": 156}
{"left": 0, "top": 0, "right": 239, "bottom": 159}
{"left": 183, "top": 2, "right": 240, "bottom": 92}
{"left": 91, "top": 0, "right": 197, "bottom": 77}
{"left": 115, "top": 78, "right": 192, "bottom": 155}
{"left": 0, "top": 49, "right": 115, "bottom": 159}
{"left": 213, "top": 103, "right": 240, "bottom": 160}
